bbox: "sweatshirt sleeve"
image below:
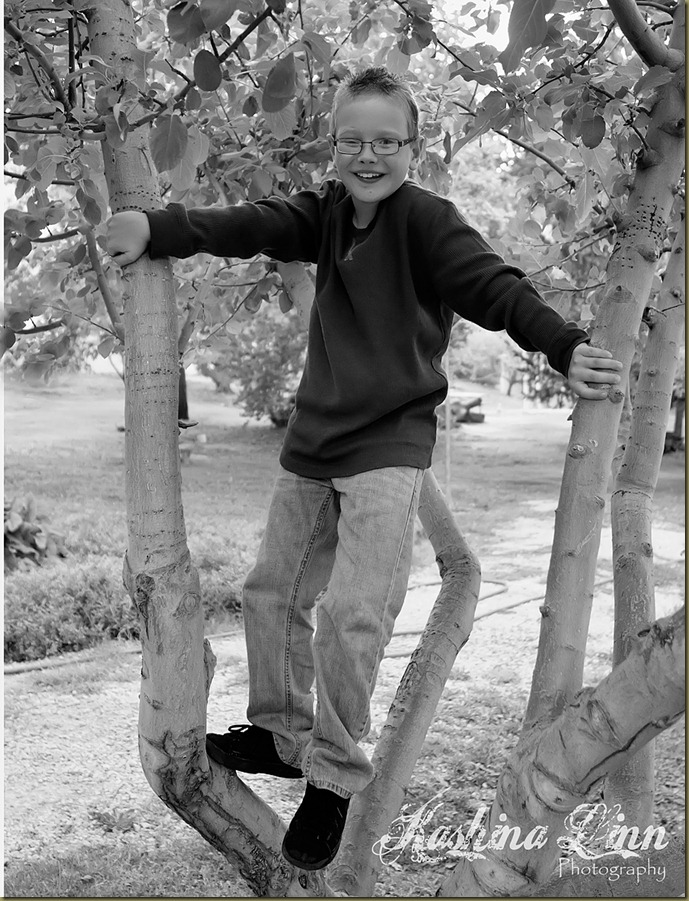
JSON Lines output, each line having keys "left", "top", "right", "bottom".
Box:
{"left": 145, "top": 183, "right": 334, "bottom": 264}
{"left": 421, "top": 197, "right": 589, "bottom": 378}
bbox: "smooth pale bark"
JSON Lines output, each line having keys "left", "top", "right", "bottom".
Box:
{"left": 608, "top": 0, "right": 684, "bottom": 69}
{"left": 330, "top": 470, "right": 481, "bottom": 896}
{"left": 89, "top": 3, "right": 325, "bottom": 895}
{"left": 439, "top": 606, "right": 685, "bottom": 897}
{"left": 605, "top": 223, "right": 685, "bottom": 824}
{"left": 523, "top": 1, "right": 685, "bottom": 730}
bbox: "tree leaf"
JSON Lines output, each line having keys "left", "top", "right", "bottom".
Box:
{"left": 263, "top": 103, "right": 297, "bottom": 139}
{"left": 451, "top": 66, "right": 500, "bottom": 87}
{"left": 278, "top": 290, "right": 293, "bottom": 313}
{"left": 243, "top": 95, "right": 259, "bottom": 116}
{"left": 633, "top": 65, "right": 674, "bottom": 97}
{"left": 248, "top": 168, "right": 273, "bottom": 200}
{"left": 352, "top": 18, "right": 371, "bottom": 46}
{"left": 167, "top": 2, "right": 207, "bottom": 43}
{"left": 98, "top": 336, "right": 117, "bottom": 358}
{"left": 186, "top": 87, "right": 202, "bottom": 110}
{"left": 499, "top": 0, "right": 556, "bottom": 73}
{"left": 2, "top": 327, "right": 17, "bottom": 352}
{"left": 170, "top": 124, "right": 210, "bottom": 190}
{"left": 300, "top": 31, "right": 332, "bottom": 66}
{"left": 76, "top": 187, "right": 102, "bottom": 226}
{"left": 104, "top": 113, "right": 128, "bottom": 147}
{"left": 386, "top": 45, "right": 410, "bottom": 74}
{"left": 193, "top": 49, "right": 222, "bottom": 91}
{"left": 7, "top": 236, "right": 32, "bottom": 270}
{"left": 295, "top": 138, "right": 330, "bottom": 163}
{"left": 150, "top": 115, "right": 189, "bottom": 172}
{"left": 262, "top": 53, "right": 296, "bottom": 112}
{"left": 581, "top": 109, "right": 605, "bottom": 149}
{"left": 200, "top": 0, "right": 241, "bottom": 31}
{"left": 244, "top": 291, "right": 262, "bottom": 313}
{"left": 7, "top": 311, "right": 31, "bottom": 330}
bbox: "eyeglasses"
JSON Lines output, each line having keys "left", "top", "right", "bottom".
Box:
{"left": 333, "top": 137, "right": 417, "bottom": 156}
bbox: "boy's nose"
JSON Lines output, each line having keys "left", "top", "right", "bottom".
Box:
{"left": 356, "top": 143, "right": 377, "bottom": 162}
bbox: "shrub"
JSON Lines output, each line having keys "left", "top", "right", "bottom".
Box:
{"left": 4, "top": 495, "right": 67, "bottom": 571}
{"left": 4, "top": 558, "right": 138, "bottom": 663}
{"left": 198, "top": 304, "right": 306, "bottom": 426}
{"left": 4, "top": 553, "right": 245, "bottom": 664}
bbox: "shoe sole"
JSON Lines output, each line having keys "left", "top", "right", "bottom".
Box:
{"left": 206, "top": 736, "right": 303, "bottom": 779}
{"left": 281, "top": 837, "right": 342, "bottom": 871}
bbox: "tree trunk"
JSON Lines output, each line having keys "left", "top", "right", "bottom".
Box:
{"left": 88, "top": 3, "right": 326, "bottom": 895}
{"left": 439, "top": 606, "right": 685, "bottom": 896}
{"left": 605, "top": 222, "right": 685, "bottom": 824}
{"left": 523, "top": 1, "right": 685, "bottom": 730}
{"left": 330, "top": 470, "right": 481, "bottom": 896}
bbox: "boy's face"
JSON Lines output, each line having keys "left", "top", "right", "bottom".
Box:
{"left": 329, "top": 94, "right": 422, "bottom": 227}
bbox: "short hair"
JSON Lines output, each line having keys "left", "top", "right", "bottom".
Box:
{"left": 330, "top": 67, "right": 420, "bottom": 137}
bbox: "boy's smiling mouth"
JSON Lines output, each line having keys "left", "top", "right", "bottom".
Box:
{"left": 354, "top": 172, "right": 384, "bottom": 181}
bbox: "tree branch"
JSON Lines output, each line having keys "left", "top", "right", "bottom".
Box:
{"left": 84, "top": 228, "right": 125, "bottom": 343}
{"left": 68, "top": 15, "right": 78, "bottom": 109}
{"left": 608, "top": 0, "right": 684, "bottom": 68}
{"left": 494, "top": 130, "right": 576, "bottom": 186}
{"left": 34, "top": 228, "right": 82, "bottom": 243}
{"left": 5, "top": 125, "right": 105, "bottom": 139}
{"left": 4, "top": 169, "right": 76, "bottom": 186}
{"left": 4, "top": 17, "right": 71, "bottom": 110}
{"left": 15, "top": 319, "right": 65, "bottom": 335}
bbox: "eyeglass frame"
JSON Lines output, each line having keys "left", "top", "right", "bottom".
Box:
{"left": 331, "top": 136, "right": 418, "bottom": 156}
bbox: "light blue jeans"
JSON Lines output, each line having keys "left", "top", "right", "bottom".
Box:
{"left": 242, "top": 465, "right": 424, "bottom": 798}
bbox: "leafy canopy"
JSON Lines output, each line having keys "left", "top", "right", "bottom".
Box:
{"left": 4, "top": 0, "right": 682, "bottom": 380}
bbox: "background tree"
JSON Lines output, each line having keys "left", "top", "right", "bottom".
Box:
{"left": 4, "top": 0, "right": 684, "bottom": 895}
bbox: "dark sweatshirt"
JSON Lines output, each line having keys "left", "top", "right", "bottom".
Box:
{"left": 146, "top": 179, "right": 588, "bottom": 478}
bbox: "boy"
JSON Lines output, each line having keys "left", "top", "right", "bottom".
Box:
{"left": 107, "top": 67, "right": 622, "bottom": 871}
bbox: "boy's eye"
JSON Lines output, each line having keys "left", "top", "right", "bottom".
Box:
{"left": 375, "top": 139, "right": 396, "bottom": 147}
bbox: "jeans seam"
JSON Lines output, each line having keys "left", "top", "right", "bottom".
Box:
{"left": 283, "top": 487, "right": 334, "bottom": 762}
{"left": 360, "top": 467, "right": 423, "bottom": 734}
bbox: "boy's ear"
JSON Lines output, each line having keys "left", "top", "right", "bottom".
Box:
{"left": 327, "top": 133, "right": 336, "bottom": 157}
{"left": 409, "top": 135, "right": 426, "bottom": 172}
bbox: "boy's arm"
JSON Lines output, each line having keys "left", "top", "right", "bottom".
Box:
{"left": 424, "top": 202, "right": 620, "bottom": 388}
{"left": 107, "top": 185, "right": 332, "bottom": 266}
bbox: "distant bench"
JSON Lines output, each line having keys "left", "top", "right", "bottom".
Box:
{"left": 438, "top": 394, "right": 485, "bottom": 427}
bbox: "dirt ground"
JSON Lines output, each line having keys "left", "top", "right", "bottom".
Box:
{"left": 3, "top": 372, "right": 685, "bottom": 897}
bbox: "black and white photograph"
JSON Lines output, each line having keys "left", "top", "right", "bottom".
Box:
{"left": 4, "top": 0, "right": 685, "bottom": 896}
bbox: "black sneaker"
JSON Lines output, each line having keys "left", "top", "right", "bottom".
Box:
{"left": 206, "top": 724, "right": 303, "bottom": 779}
{"left": 282, "top": 783, "right": 350, "bottom": 870}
